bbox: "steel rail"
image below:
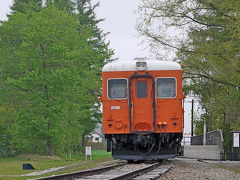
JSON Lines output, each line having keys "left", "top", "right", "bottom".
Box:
{"left": 109, "top": 162, "right": 159, "bottom": 180}
{"left": 32, "top": 163, "right": 125, "bottom": 180}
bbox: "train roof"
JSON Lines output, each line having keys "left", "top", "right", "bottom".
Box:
{"left": 102, "top": 60, "right": 181, "bottom": 72}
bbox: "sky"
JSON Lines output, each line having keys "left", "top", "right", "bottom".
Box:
{"left": 93, "top": 0, "right": 150, "bottom": 61}
{"left": 0, "top": 0, "right": 196, "bottom": 138}
{"left": 0, "top": 0, "right": 12, "bottom": 20}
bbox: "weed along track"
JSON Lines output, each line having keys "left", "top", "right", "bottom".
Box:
{"left": 32, "top": 161, "right": 172, "bottom": 180}
{"left": 31, "top": 162, "right": 124, "bottom": 180}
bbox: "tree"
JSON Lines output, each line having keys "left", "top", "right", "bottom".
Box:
{"left": 74, "top": 0, "right": 112, "bottom": 140}
{"left": 138, "top": 0, "right": 240, "bottom": 149}
{"left": 0, "top": 5, "right": 111, "bottom": 155}
{"left": 46, "top": 0, "right": 75, "bottom": 13}
{"left": 11, "top": 0, "right": 42, "bottom": 13}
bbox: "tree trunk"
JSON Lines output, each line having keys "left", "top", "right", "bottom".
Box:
{"left": 81, "top": 135, "right": 86, "bottom": 154}
{"left": 45, "top": 137, "right": 53, "bottom": 156}
{"left": 40, "top": 44, "right": 53, "bottom": 156}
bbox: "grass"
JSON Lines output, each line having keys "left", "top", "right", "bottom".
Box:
{"left": 0, "top": 150, "right": 112, "bottom": 180}
{"left": 92, "top": 149, "right": 111, "bottom": 158}
{"left": 216, "top": 163, "right": 240, "bottom": 174}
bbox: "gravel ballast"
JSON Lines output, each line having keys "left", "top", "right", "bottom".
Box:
{"left": 159, "top": 158, "right": 240, "bottom": 180}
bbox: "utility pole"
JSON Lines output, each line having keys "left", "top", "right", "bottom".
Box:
{"left": 191, "top": 99, "right": 194, "bottom": 137}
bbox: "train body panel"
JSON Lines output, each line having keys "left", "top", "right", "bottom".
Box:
{"left": 100, "top": 59, "right": 184, "bottom": 160}
{"left": 101, "top": 70, "right": 184, "bottom": 135}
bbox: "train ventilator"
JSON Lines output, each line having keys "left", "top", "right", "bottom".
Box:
{"left": 99, "top": 58, "right": 184, "bottom": 160}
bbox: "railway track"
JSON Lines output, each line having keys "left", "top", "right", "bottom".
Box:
{"left": 33, "top": 161, "right": 172, "bottom": 180}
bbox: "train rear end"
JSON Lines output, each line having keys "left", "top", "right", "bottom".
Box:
{"left": 100, "top": 59, "right": 184, "bottom": 160}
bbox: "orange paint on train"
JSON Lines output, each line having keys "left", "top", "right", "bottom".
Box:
{"left": 101, "top": 70, "right": 184, "bottom": 135}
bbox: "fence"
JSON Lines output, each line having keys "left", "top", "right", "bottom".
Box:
{"left": 182, "top": 137, "right": 191, "bottom": 146}
{"left": 189, "top": 130, "right": 240, "bottom": 160}
{"left": 190, "top": 130, "right": 224, "bottom": 146}
{"left": 220, "top": 151, "right": 240, "bottom": 161}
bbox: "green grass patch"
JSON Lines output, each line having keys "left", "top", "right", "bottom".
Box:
{"left": 0, "top": 150, "right": 112, "bottom": 180}
{"left": 216, "top": 164, "right": 240, "bottom": 174}
{"left": 92, "top": 149, "right": 111, "bottom": 158}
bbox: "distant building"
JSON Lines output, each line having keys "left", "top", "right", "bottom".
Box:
{"left": 85, "top": 127, "right": 103, "bottom": 143}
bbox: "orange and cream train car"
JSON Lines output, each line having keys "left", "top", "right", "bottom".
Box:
{"left": 100, "top": 59, "right": 184, "bottom": 160}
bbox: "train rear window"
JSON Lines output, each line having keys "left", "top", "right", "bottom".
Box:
{"left": 156, "top": 78, "right": 176, "bottom": 98}
{"left": 108, "top": 79, "right": 127, "bottom": 99}
{"left": 137, "top": 81, "right": 147, "bottom": 98}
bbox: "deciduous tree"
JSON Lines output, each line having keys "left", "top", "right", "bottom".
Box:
{"left": 138, "top": 0, "right": 240, "bottom": 149}
{"left": 0, "top": 4, "right": 111, "bottom": 155}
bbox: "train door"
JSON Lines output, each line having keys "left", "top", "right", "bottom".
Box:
{"left": 130, "top": 75, "right": 155, "bottom": 133}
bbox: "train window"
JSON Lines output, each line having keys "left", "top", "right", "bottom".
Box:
{"left": 156, "top": 78, "right": 176, "bottom": 98}
{"left": 108, "top": 79, "right": 127, "bottom": 99}
{"left": 137, "top": 81, "right": 147, "bottom": 98}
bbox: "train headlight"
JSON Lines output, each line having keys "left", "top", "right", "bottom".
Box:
{"left": 141, "top": 62, "right": 147, "bottom": 67}
{"left": 136, "top": 61, "right": 147, "bottom": 71}
{"left": 136, "top": 62, "right": 141, "bottom": 68}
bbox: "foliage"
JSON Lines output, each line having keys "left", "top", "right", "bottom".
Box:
{"left": 138, "top": 0, "right": 240, "bottom": 149}
{"left": 11, "top": 0, "right": 42, "bottom": 13}
{"left": 194, "top": 119, "right": 204, "bottom": 136}
{"left": 0, "top": 1, "right": 111, "bottom": 156}
{"left": 46, "top": 0, "right": 112, "bottom": 138}
{"left": 46, "top": 0, "right": 75, "bottom": 13}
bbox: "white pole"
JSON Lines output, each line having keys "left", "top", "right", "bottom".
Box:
{"left": 203, "top": 122, "right": 206, "bottom": 145}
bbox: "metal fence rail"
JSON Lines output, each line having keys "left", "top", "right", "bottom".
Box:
{"left": 220, "top": 152, "right": 240, "bottom": 161}
{"left": 191, "top": 130, "right": 224, "bottom": 146}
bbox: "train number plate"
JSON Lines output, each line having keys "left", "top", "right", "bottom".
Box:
{"left": 111, "top": 106, "right": 120, "bottom": 110}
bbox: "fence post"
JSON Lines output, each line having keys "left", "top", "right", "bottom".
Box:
{"left": 203, "top": 123, "right": 206, "bottom": 145}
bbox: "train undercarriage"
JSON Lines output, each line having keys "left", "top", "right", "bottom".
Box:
{"left": 105, "top": 133, "right": 183, "bottom": 160}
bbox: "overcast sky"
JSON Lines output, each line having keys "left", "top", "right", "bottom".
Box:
{"left": 0, "top": 0, "right": 12, "bottom": 20}
{"left": 0, "top": 0, "right": 150, "bottom": 61}
{"left": 93, "top": 0, "right": 150, "bottom": 61}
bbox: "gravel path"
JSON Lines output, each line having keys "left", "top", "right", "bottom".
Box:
{"left": 159, "top": 158, "right": 240, "bottom": 180}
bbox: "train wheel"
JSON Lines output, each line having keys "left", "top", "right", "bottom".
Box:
{"left": 127, "top": 160, "right": 134, "bottom": 164}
